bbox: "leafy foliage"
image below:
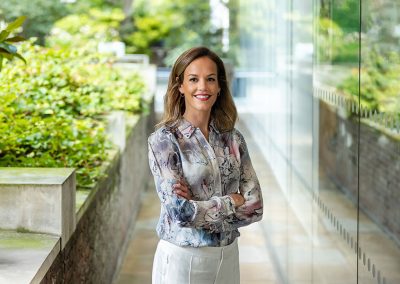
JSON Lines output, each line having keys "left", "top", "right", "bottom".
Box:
{"left": 319, "top": 1, "right": 400, "bottom": 117}
{"left": 319, "top": 0, "right": 360, "bottom": 33}
{"left": 0, "top": 42, "right": 146, "bottom": 189}
{"left": 0, "top": 114, "right": 108, "bottom": 189}
{"left": 317, "top": 18, "right": 343, "bottom": 63}
{"left": 317, "top": 0, "right": 360, "bottom": 64}
{"left": 317, "top": 17, "right": 359, "bottom": 64}
{"left": 0, "top": 16, "right": 27, "bottom": 71}
{"left": 125, "top": 0, "right": 225, "bottom": 65}
{"left": 68, "top": 0, "right": 131, "bottom": 12}
{"left": 338, "top": 50, "right": 400, "bottom": 116}
{"left": 124, "top": 14, "right": 170, "bottom": 55}
{"left": 47, "top": 8, "right": 124, "bottom": 52}
{"left": 0, "top": 0, "right": 68, "bottom": 45}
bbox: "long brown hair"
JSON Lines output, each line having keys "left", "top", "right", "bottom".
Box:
{"left": 157, "top": 46, "right": 237, "bottom": 132}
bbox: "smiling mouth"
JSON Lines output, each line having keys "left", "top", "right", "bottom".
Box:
{"left": 194, "top": 95, "right": 211, "bottom": 101}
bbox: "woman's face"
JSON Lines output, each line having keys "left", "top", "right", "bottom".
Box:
{"left": 179, "top": 56, "right": 220, "bottom": 117}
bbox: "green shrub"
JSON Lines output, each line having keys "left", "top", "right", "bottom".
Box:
{"left": 338, "top": 50, "right": 400, "bottom": 117}
{"left": 317, "top": 18, "right": 359, "bottom": 64}
{"left": 47, "top": 8, "right": 124, "bottom": 51}
{"left": 0, "top": 42, "right": 146, "bottom": 189}
{"left": 0, "top": 114, "right": 108, "bottom": 189}
{"left": 332, "top": 40, "right": 359, "bottom": 64}
{"left": 124, "top": 15, "right": 170, "bottom": 55}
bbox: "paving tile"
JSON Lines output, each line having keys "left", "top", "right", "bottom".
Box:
{"left": 240, "top": 263, "right": 279, "bottom": 282}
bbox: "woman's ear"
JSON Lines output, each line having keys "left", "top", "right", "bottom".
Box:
{"left": 177, "top": 77, "right": 183, "bottom": 93}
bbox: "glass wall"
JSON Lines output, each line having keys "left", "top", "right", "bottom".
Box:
{"left": 237, "top": 0, "right": 400, "bottom": 283}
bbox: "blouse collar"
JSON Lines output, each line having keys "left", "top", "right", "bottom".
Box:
{"left": 177, "top": 117, "right": 220, "bottom": 139}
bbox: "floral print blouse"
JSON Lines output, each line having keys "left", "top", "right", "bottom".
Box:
{"left": 148, "top": 118, "right": 263, "bottom": 247}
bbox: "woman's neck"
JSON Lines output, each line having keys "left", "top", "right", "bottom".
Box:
{"left": 183, "top": 112, "right": 210, "bottom": 139}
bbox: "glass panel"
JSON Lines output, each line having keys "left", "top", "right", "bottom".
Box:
{"left": 237, "top": 0, "right": 398, "bottom": 283}
{"left": 271, "top": 1, "right": 292, "bottom": 280}
{"left": 288, "top": 0, "right": 314, "bottom": 283}
{"left": 237, "top": 0, "right": 292, "bottom": 281}
{"left": 358, "top": 1, "right": 400, "bottom": 284}
{"left": 313, "top": 0, "right": 360, "bottom": 283}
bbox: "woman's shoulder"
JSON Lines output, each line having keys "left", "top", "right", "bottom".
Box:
{"left": 148, "top": 124, "right": 178, "bottom": 144}
{"left": 226, "top": 127, "right": 246, "bottom": 143}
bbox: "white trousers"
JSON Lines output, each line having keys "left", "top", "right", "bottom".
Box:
{"left": 152, "top": 239, "right": 240, "bottom": 284}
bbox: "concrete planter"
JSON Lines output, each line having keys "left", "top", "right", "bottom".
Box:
{"left": 39, "top": 103, "right": 155, "bottom": 283}
{"left": 0, "top": 102, "right": 155, "bottom": 284}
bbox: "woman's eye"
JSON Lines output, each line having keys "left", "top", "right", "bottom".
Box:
{"left": 189, "top": 78, "right": 198, "bottom": 82}
{"left": 208, "top": 78, "right": 216, "bottom": 81}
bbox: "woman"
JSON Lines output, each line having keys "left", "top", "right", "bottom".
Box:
{"left": 148, "top": 46, "right": 263, "bottom": 284}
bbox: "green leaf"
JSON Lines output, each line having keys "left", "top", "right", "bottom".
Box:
{"left": 0, "top": 48, "right": 10, "bottom": 56}
{"left": 5, "top": 16, "right": 27, "bottom": 32}
{"left": 0, "top": 51, "right": 13, "bottom": 60}
{"left": 0, "top": 43, "right": 17, "bottom": 54}
{"left": 5, "top": 36, "right": 26, "bottom": 43}
{"left": 14, "top": 53, "right": 27, "bottom": 64}
{"left": 0, "top": 30, "right": 10, "bottom": 42}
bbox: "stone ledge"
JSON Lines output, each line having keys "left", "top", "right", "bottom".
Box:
{"left": 0, "top": 168, "right": 75, "bottom": 185}
{"left": 0, "top": 230, "right": 60, "bottom": 284}
{"left": 0, "top": 168, "right": 76, "bottom": 249}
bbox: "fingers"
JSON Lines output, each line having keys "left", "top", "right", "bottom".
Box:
{"left": 229, "top": 193, "right": 245, "bottom": 207}
{"left": 175, "top": 189, "right": 191, "bottom": 200}
{"left": 173, "top": 183, "right": 192, "bottom": 200}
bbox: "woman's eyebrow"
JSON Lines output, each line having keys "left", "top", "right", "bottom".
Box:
{"left": 187, "top": 73, "right": 217, "bottom": 77}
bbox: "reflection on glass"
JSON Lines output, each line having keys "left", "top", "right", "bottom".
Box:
{"left": 237, "top": 0, "right": 399, "bottom": 283}
{"left": 358, "top": 1, "right": 400, "bottom": 284}
{"left": 314, "top": 0, "right": 360, "bottom": 283}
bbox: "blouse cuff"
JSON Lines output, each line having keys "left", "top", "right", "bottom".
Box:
{"left": 189, "top": 200, "right": 198, "bottom": 222}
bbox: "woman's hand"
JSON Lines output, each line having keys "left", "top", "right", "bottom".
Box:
{"left": 229, "top": 193, "right": 245, "bottom": 207}
{"left": 173, "top": 181, "right": 192, "bottom": 200}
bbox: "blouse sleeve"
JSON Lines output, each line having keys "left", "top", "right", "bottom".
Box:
{"left": 216, "top": 130, "right": 263, "bottom": 232}
{"left": 148, "top": 130, "right": 236, "bottom": 231}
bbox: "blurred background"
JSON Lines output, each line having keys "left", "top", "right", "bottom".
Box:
{"left": 1, "top": 0, "right": 399, "bottom": 284}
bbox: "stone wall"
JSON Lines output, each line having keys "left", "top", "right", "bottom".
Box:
{"left": 319, "top": 101, "right": 400, "bottom": 244}
{"left": 41, "top": 104, "right": 155, "bottom": 284}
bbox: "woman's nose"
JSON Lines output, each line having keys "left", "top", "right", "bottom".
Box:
{"left": 198, "top": 79, "right": 207, "bottom": 90}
